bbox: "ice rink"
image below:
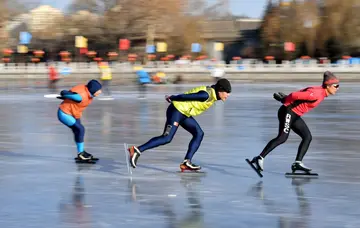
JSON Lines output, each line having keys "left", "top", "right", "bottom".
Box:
{"left": 1, "top": 82, "right": 360, "bottom": 228}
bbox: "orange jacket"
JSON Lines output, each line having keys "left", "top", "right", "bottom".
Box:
{"left": 59, "top": 85, "right": 93, "bottom": 119}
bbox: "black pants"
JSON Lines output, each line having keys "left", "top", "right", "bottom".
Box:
{"left": 260, "top": 105, "right": 312, "bottom": 161}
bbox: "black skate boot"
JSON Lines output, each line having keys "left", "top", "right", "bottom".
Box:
{"left": 84, "top": 151, "right": 99, "bottom": 161}
{"left": 286, "top": 161, "right": 318, "bottom": 177}
{"left": 180, "top": 159, "right": 201, "bottom": 172}
{"left": 246, "top": 155, "right": 264, "bottom": 177}
{"left": 128, "top": 146, "right": 141, "bottom": 168}
{"left": 251, "top": 156, "right": 264, "bottom": 171}
{"left": 75, "top": 151, "right": 97, "bottom": 164}
{"left": 291, "top": 161, "right": 312, "bottom": 173}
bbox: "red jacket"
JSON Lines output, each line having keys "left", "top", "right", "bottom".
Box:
{"left": 284, "top": 86, "right": 327, "bottom": 116}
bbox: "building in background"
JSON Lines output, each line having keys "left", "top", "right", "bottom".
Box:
{"left": 28, "top": 5, "right": 63, "bottom": 32}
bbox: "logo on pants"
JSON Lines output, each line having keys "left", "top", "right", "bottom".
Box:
{"left": 283, "top": 114, "right": 291, "bottom": 133}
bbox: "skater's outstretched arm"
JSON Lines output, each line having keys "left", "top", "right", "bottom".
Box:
{"left": 168, "top": 91, "right": 209, "bottom": 102}
{"left": 59, "top": 90, "right": 82, "bottom": 103}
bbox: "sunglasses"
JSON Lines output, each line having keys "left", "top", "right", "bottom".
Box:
{"left": 332, "top": 84, "right": 339, "bottom": 89}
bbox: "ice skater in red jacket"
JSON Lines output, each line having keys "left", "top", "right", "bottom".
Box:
{"left": 248, "top": 71, "right": 339, "bottom": 175}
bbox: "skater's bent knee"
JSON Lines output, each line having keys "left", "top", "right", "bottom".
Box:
{"left": 163, "top": 135, "right": 173, "bottom": 144}
{"left": 276, "top": 135, "right": 288, "bottom": 145}
{"left": 197, "top": 130, "right": 204, "bottom": 140}
{"left": 303, "top": 133, "right": 312, "bottom": 142}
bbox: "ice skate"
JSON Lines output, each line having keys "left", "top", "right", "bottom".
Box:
{"left": 180, "top": 159, "right": 201, "bottom": 172}
{"left": 128, "top": 146, "right": 141, "bottom": 168}
{"left": 245, "top": 156, "right": 264, "bottom": 178}
{"left": 285, "top": 161, "right": 318, "bottom": 177}
{"left": 291, "top": 161, "right": 312, "bottom": 173}
{"left": 75, "top": 151, "right": 98, "bottom": 164}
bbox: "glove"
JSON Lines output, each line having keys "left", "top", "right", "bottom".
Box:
{"left": 273, "top": 92, "right": 287, "bottom": 103}
{"left": 60, "top": 90, "right": 68, "bottom": 96}
{"left": 57, "top": 96, "right": 65, "bottom": 100}
{"left": 165, "top": 95, "right": 172, "bottom": 103}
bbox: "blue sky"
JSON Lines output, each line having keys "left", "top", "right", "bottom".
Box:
{"left": 40, "top": 0, "right": 267, "bottom": 18}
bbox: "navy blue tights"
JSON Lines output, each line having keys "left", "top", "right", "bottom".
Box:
{"left": 138, "top": 104, "right": 204, "bottom": 160}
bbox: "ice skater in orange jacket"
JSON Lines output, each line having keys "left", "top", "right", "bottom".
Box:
{"left": 57, "top": 80, "right": 102, "bottom": 161}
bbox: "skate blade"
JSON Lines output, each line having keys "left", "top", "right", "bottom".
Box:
{"left": 74, "top": 157, "right": 99, "bottom": 161}
{"left": 176, "top": 170, "right": 206, "bottom": 176}
{"left": 75, "top": 159, "right": 97, "bottom": 164}
{"left": 246, "top": 159, "right": 263, "bottom": 178}
{"left": 44, "top": 94, "right": 60, "bottom": 98}
{"left": 123, "top": 143, "right": 132, "bottom": 175}
{"left": 285, "top": 172, "right": 318, "bottom": 178}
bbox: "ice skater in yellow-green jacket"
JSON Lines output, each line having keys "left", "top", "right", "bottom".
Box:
{"left": 127, "top": 79, "right": 232, "bottom": 172}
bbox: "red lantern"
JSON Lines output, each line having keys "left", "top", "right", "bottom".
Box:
{"left": 31, "top": 58, "right": 40, "bottom": 63}
{"left": 167, "top": 54, "right": 175, "bottom": 59}
{"left": 197, "top": 55, "right": 207, "bottom": 60}
{"left": 107, "top": 52, "right": 118, "bottom": 57}
{"left": 119, "top": 39, "right": 130, "bottom": 50}
{"left": 147, "top": 54, "right": 156, "bottom": 59}
{"left": 60, "top": 51, "right": 71, "bottom": 58}
{"left": 2, "top": 57, "right": 10, "bottom": 63}
{"left": 265, "top": 56, "right": 275, "bottom": 60}
{"left": 34, "top": 50, "right": 45, "bottom": 57}
{"left": 128, "top": 53, "right": 137, "bottom": 58}
{"left": 93, "top": 57, "right": 103, "bottom": 62}
{"left": 3, "top": 49, "right": 13, "bottom": 56}
{"left": 62, "top": 57, "right": 71, "bottom": 62}
{"left": 87, "top": 51, "right": 97, "bottom": 57}
{"left": 232, "top": 56, "right": 241, "bottom": 60}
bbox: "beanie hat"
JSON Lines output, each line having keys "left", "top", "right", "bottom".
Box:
{"left": 87, "top": 79, "right": 102, "bottom": 95}
{"left": 215, "top": 78, "right": 231, "bottom": 93}
{"left": 322, "top": 71, "right": 339, "bottom": 86}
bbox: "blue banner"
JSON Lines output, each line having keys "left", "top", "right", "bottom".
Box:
{"left": 146, "top": 45, "right": 155, "bottom": 53}
{"left": 191, "top": 43, "right": 201, "bottom": 53}
{"left": 19, "top": 32, "right": 32, "bottom": 45}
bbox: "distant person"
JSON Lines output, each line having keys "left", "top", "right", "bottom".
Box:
{"left": 48, "top": 64, "right": 59, "bottom": 93}
{"left": 99, "top": 62, "right": 112, "bottom": 97}
{"left": 136, "top": 69, "right": 151, "bottom": 99}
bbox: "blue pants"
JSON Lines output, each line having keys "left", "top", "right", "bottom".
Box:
{"left": 138, "top": 104, "right": 204, "bottom": 160}
{"left": 58, "top": 109, "right": 85, "bottom": 153}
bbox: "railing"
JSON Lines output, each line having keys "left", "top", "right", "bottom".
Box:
{"left": 0, "top": 60, "right": 360, "bottom": 74}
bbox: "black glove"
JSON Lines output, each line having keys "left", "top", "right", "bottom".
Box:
{"left": 273, "top": 92, "right": 287, "bottom": 103}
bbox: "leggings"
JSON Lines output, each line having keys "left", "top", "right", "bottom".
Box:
{"left": 260, "top": 105, "right": 312, "bottom": 161}
{"left": 138, "top": 104, "right": 204, "bottom": 160}
{"left": 58, "top": 109, "right": 85, "bottom": 153}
